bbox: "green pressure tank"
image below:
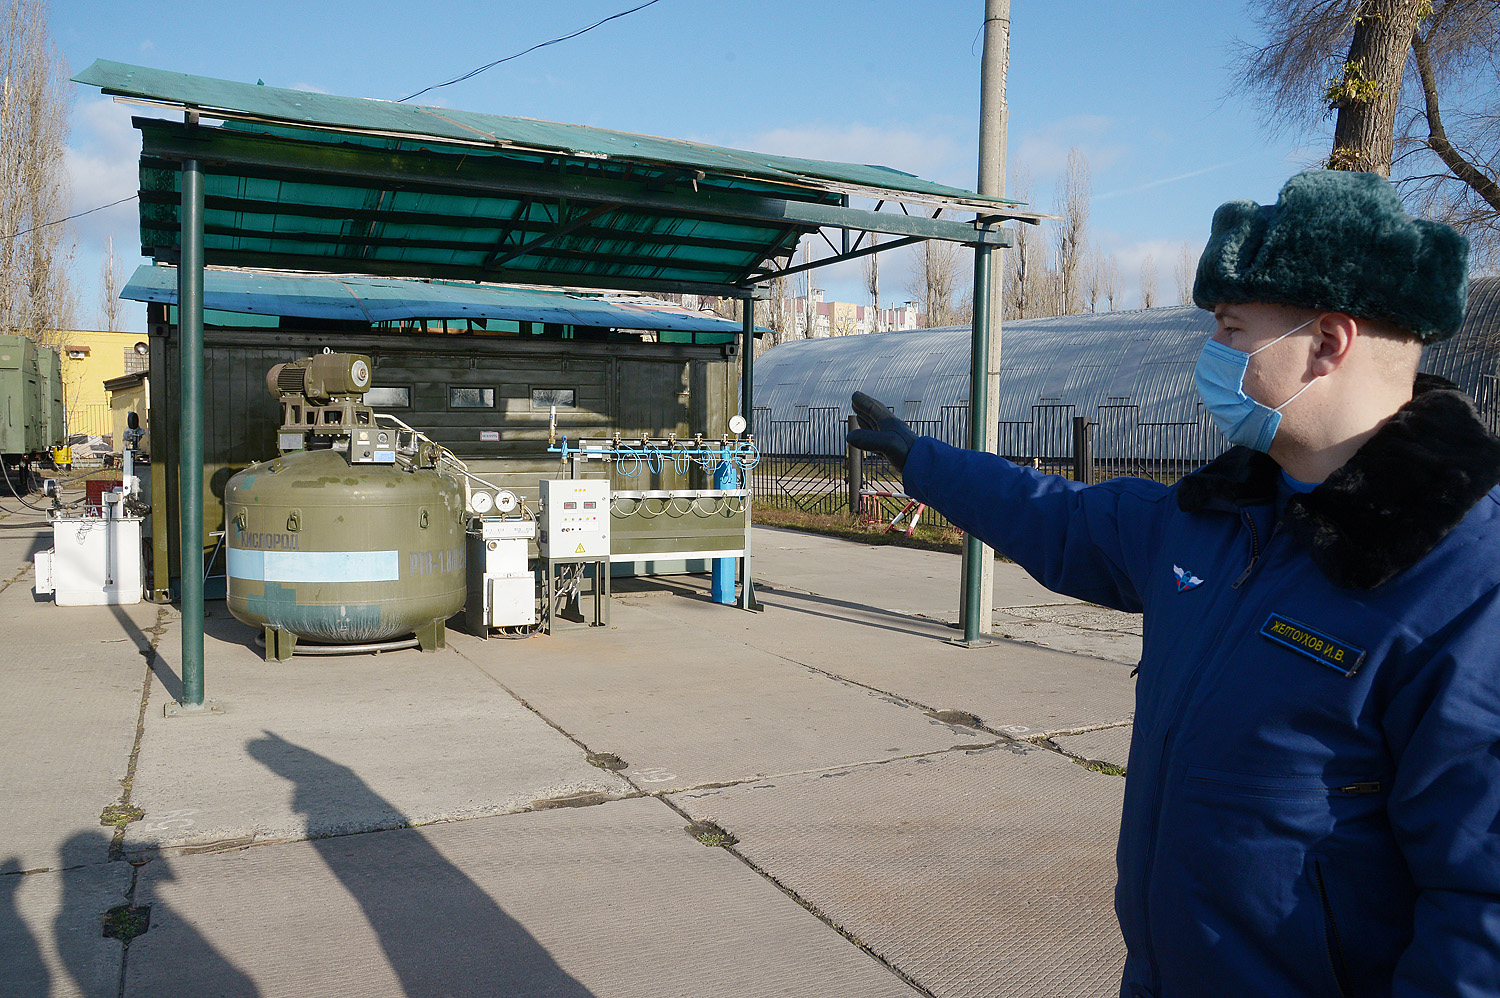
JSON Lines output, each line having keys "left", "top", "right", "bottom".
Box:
{"left": 224, "top": 448, "right": 466, "bottom": 649}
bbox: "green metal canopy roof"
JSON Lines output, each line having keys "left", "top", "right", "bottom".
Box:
{"left": 74, "top": 60, "right": 1032, "bottom": 298}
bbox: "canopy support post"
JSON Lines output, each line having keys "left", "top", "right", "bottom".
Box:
{"left": 178, "top": 157, "right": 206, "bottom": 709}
{"left": 960, "top": 244, "right": 996, "bottom": 646}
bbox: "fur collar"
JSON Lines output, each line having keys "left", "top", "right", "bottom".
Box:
{"left": 1177, "top": 375, "right": 1500, "bottom": 589}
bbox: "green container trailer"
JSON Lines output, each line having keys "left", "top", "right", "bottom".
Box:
{"left": 0, "top": 334, "right": 64, "bottom": 492}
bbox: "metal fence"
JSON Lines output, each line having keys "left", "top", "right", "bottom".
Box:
{"left": 750, "top": 403, "right": 1232, "bottom": 528}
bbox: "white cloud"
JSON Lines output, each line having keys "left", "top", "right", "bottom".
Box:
{"left": 735, "top": 123, "right": 972, "bottom": 191}
{"left": 61, "top": 98, "right": 157, "bottom": 331}
{"left": 1101, "top": 237, "right": 1205, "bottom": 310}
{"left": 1012, "top": 115, "right": 1124, "bottom": 180}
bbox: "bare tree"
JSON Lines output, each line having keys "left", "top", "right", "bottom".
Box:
{"left": 1140, "top": 254, "right": 1159, "bottom": 309}
{"left": 1004, "top": 170, "right": 1051, "bottom": 320}
{"left": 906, "top": 238, "right": 961, "bottom": 327}
{"left": 1053, "top": 148, "right": 1091, "bottom": 314}
{"left": 98, "top": 237, "right": 123, "bottom": 331}
{"left": 754, "top": 271, "right": 792, "bottom": 356}
{"left": 799, "top": 239, "right": 819, "bottom": 338}
{"left": 860, "top": 233, "right": 881, "bottom": 333}
{"left": 1236, "top": 0, "right": 1500, "bottom": 262}
{"left": 0, "top": 0, "right": 74, "bottom": 343}
{"left": 1083, "top": 247, "right": 1103, "bottom": 313}
{"left": 1174, "top": 243, "right": 1196, "bottom": 306}
{"left": 1102, "top": 254, "right": 1121, "bottom": 311}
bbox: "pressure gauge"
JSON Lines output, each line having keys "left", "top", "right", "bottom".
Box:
{"left": 729, "top": 414, "right": 747, "bottom": 434}
{"left": 350, "top": 358, "right": 371, "bottom": 388}
{"left": 469, "top": 490, "right": 494, "bottom": 515}
{"left": 494, "top": 489, "right": 518, "bottom": 513}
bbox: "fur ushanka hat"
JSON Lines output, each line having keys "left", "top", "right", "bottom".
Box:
{"left": 1193, "top": 170, "right": 1469, "bottom": 343}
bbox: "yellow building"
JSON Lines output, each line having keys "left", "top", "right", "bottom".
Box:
{"left": 52, "top": 329, "right": 151, "bottom": 438}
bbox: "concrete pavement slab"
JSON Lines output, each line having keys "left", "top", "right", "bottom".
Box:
{"left": 1054, "top": 725, "right": 1133, "bottom": 772}
{"left": 633, "top": 582, "right": 1137, "bottom": 739}
{"left": 123, "top": 609, "right": 631, "bottom": 853}
{"left": 671, "top": 745, "right": 1127, "bottom": 998}
{"left": 0, "top": 833, "right": 131, "bottom": 998}
{"left": 450, "top": 600, "right": 977, "bottom": 794}
{"left": 0, "top": 507, "right": 53, "bottom": 571}
{"left": 752, "top": 526, "right": 1075, "bottom": 615}
{"left": 0, "top": 570, "right": 163, "bottom": 870}
{"left": 991, "top": 605, "right": 1143, "bottom": 667}
{"left": 125, "top": 795, "right": 918, "bottom": 998}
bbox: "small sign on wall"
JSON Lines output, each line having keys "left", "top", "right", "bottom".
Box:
{"left": 479, "top": 430, "right": 500, "bottom": 442}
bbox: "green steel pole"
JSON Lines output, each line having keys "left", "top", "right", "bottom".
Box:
{"left": 963, "top": 244, "right": 995, "bottom": 644}
{"left": 179, "top": 159, "right": 205, "bottom": 706}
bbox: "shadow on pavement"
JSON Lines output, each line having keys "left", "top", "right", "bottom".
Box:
{"left": 106, "top": 601, "right": 180, "bottom": 704}
{"left": 0, "top": 858, "right": 50, "bottom": 997}
{"left": 1, "top": 833, "right": 260, "bottom": 998}
{"left": 247, "top": 732, "right": 596, "bottom": 997}
{"left": 753, "top": 586, "right": 955, "bottom": 641}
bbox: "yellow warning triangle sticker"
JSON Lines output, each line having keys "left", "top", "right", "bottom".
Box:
{"left": 575, "top": 542, "right": 587, "bottom": 554}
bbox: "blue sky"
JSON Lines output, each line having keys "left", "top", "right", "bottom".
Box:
{"left": 52, "top": 0, "right": 1326, "bottom": 332}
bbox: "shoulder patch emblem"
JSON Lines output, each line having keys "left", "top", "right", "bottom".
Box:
{"left": 1173, "top": 564, "right": 1205, "bottom": 592}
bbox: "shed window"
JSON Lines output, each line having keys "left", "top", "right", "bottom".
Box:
{"left": 365, "top": 386, "right": 410, "bottom": 408}
{"left": 449, "top": 387, "right": 495, "bottom": 409}
{"left": 531, "top": 388, "right": 576, "bottom": 409}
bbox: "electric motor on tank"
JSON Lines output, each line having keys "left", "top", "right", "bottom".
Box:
{"left": 224, "top": 449, "right": 466, "bottom": 650}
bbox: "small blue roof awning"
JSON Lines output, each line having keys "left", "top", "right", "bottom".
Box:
{"left": 122, "top": 266, "right": 764, "bottom": 334}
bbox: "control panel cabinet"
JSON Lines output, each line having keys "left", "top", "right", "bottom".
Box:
{"left": 538, "top": 479, "right": 610, "bottom": 559}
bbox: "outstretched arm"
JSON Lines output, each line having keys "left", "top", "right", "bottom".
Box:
{"left": 846, "top": 393, "right": 1163, "bottom": 612}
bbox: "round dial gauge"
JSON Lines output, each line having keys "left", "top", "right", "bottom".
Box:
{"left": 469, "top": 490, "right": 494, "bottom": 515}
{"left": 729, "top": 414, "right": 747, "bottom": 434}
{"left": 350, "top": 359, "right": 371, "bottom": 388}
{"left": 494, "top": 490, "right": 518, "bottom": 513}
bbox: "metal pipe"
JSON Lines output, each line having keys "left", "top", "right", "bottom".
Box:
{"left": 963, "top": 244, "right": 995, "bottom": 644}
{"left": 180, "top": 158, "right": 205, "bottom": 707}
{"left": 740, "top": 301, "right": 758, "bottom": 611}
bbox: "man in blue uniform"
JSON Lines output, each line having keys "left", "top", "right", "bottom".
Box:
{"left": 848, "top": 170, "right": 1500, "bottom": 997}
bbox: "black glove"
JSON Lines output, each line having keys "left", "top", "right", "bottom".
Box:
{"left": 846, "top": 391, "right": 917, "bottom": 473}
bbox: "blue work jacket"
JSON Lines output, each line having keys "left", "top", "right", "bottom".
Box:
{"left": 901, "top": 378, "right": 1500, "bottom": 998}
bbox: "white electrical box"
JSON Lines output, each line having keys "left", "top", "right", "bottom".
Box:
{"left": 538, "top": 479, "right": 610, "bottom": 559}
{"left": 36, "top": 513, "right": 143, "bottom": 606}
{"left": 465, "top": 518, "right": 537, "bottom": 634}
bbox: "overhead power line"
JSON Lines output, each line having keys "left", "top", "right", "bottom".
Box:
{"left": 25, "top": 2, "right": 664, "bottom": 244}
{"left": 396, "top": 0, "right": 665, "bottom": 103}
{"left": 4, "top": 194, "right": 138, "bottom": 241}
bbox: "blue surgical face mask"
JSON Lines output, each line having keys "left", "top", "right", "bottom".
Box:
{"left": 1195, "top": 316, "right": 1318, "bottom": 452}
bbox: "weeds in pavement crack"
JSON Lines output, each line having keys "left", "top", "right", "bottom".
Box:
{"left": 107, "top": 607, "right": 168, "bottom": 860}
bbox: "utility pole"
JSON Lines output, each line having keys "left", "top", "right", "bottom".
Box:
{"left": 960, "top": 0, "right": 1008, "bottom": 640}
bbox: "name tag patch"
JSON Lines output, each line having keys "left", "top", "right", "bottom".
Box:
{"left": 1261, "top": 613, "right": 1366, "bottom": 677}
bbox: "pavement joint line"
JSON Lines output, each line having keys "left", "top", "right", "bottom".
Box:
{"left": 655, "top": 739, "right": 1005, "bottom": 799}
{"left": 107, "top": 606, "right": 170, "bottom": 861}
{"left": 1044, "top": 719, "right": 1135, "bottom": 738}
{"left": 112, "top": 863, "right": 143, "bottom": 998}
{"left": 0, "top": 559, "right": 31, "bottom": 597}
{"left": 453, "top": 630, "right": 1003, "bottom": 806}
{"left": 629, "top": 598, "right": 1132, "bottom": 773}
{"left": 649, "top": 792, "right": 940, "bottom": 998}
{"left": 449, "top": 644, "right": 654, "bottom": 799}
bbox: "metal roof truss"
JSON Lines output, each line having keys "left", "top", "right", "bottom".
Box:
{"left": 136, "top": 119, "right": 1013, "bottom": 299}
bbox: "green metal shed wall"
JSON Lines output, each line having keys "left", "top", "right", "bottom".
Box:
{"left": 145, "top": 313, "right": 736, "bottom": 596}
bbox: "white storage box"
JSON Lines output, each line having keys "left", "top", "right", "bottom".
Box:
{"left": 40, "top": 515, "right": 143, "bottom": 606}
